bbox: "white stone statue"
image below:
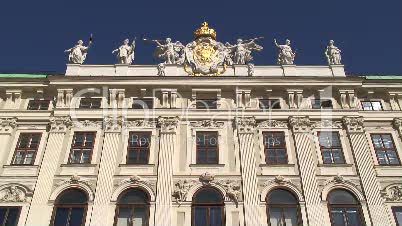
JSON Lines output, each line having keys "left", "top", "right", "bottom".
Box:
{"left": 274, "top": 39, "right": 296, "bottom": 65}
{"left": 325, "top": 40, "right": 342, "bottom": 65}
{"left": 64, "top": 38, "right": 92, "bottom": 64}
{"left": 225, "top": 37, "right": 263, "bottom": 65}
{"left": 112, "top": 38, "right": 136, "bottom": 64}
{"left": 147, "top": 38, "right": 184, "bottom": 64}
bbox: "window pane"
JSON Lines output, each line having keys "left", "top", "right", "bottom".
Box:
{"left": 116, "top": 207, "right": 131, "bottom": 226}
{"left": 194, "top": 189, "right": 223, "bottom": 203}
{"left": 210, "top": 207, "right": 222, "bottom": 226}
{"left": 53, "top": 208, "right": 69, "bottom": 226}
{"left": 376, "top": 151, "right": 389, "bottom": 165}
{"left": 138, "top": 149, "right": 149, "bottom": 164}
{"left": 268, "top": 189, "right": 297, "bottom": 204}
{"left": 382, "top": 135, "right": 395, "bottom": 148}
{"left": 133, "top": 207, "right": 147, "bottom": 226}
{"left": 330, "top": 208, "right": 346, "bottom": 226}
{"left": 311, "top": 99, "right": 321, "bottom": 109}
{"left": 362, "top": 102, "right": 372, "bottom": 110}
{"left": 328, "top": 190, "right": 358, "bottom": 204}
{"left": 371, "top": 101, "right": 382, "bottom": 110}
{"left": 57, "top": 189, "right": 88, "bottom": 204}
{"left": 283, "top": 207, "right": 298, "bottom": 226}
{"left": 394, "top": 207, "right": 402, "bottom": 226}
{"left": 73, "top": 134, "right": 84, "bottom": 146}
{"left": 387, "top": 151, "right": 401, "bottom": 165}
{"left": 207, "top": 149, "right": 218, "bottom": 163}
{"left": 371, "top": 135, "right": 383, "bottom": 148}
{"left": 69, "top": 208, "right": 85, "bottom": 226}
{"left": 345, "top": 208, "right": 362, "bottom": 226}
{"left": 0, "top": 209, "right": 6, "bottom": 225}
{"left": 332, "top": 149, "right": 345, "bottom": 164}
{"left": 269, "top": 207, "right": 284, "bottom": 226}
{"left": 119, "top": 189, "right": 149, "bottom": 204}
{"left": 4, "top": 208, "right": 19, "bottom": 226}
{"left": 322, "top": 150, "right": 333, "bottom": 164}
{"left": 194, "top": 207, "right": 207, "bottom": 226}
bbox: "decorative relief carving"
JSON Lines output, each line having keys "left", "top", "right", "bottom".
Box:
{"left": 49, "top": 116, "right": 72, "bottom": 132}
{"left": 103, "top": 116, "right": 124, "bottom": 132}
{"left": 157, "top": 63, "right": 166, "bottom": 76}
{"left": 257, "top": 120, "right": 288, "bottom": 128}
{"left": 264, "top": 175, "right": 292, "bottom": 186}
{"left": 172, "top": 179, "right": 197, "bottom": 204}
{"left": 236, "top": 117, "right": 256, "bottom": 133}
{"left": 394, "top": 118, "right": 402, "bottom": 129}
{"left": 343, "top": 116, "right": 364, "bottom": 133}
{"left": 190, "top": 120, "right": 224, "bottom": 128}
{"left": 0, "top": 186, "right": 27, "bottom": 202}
{"left": 124, "top": 119, "right": 157, "bottom": 128}
{"left": 117, "top": 175, "right": 156, "bottom": 194}
{"left": 289, "top": 116, "right": 311, "bottom": 133}
{"left": 72, "top": 120, "right": 102, "bottom": 129}
{"left": 311, "top": 119, "right": 342, "bottom": 129}
{"left": 381, "top": 184, "right": 402, "bottom": 202}
{"left": 158, "top": 116, "right": 179, "bottom": 133}
{"left": 0, "top": 117, "right": 17, "bottom": 133}
{"left": 53, "top": 175, "right": 97, "bottom": 193}
{"left": 247, "top": 63, "right": 254, "bottom": 76}
{"left": 216, "top": 180, "right": 241, "bottom": 206}
{"left": 322, "top": 174, "right": 360, "bottom": 191}
{"left": 199, "top": 172, "right": 215, "bottom": 185}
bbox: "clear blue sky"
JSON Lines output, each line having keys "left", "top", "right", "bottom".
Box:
{"left": 0, "top": 0, "right": 401, "bottom": 75}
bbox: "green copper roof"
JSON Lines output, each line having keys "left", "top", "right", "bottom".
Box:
{"left": 362, "top": 75, "right": 402, "bottom": 80}
{"left": 0, "top": 74, "right": 47, "bottom": 78}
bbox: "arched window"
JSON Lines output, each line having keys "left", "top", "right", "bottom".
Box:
{"left": 328, "top": 189, "right": 365, "bottom": 226}
{"left": 192, "top": 188, "right": 224, "bottom": 226}
{"left": 113, "top": 188, "right": 150, "bottom": 226}
{"left": 266, "top": 189, "right": 301, "bottom": 226}
{"left": 50, "top": 188, "right": 88, "bottom": 226}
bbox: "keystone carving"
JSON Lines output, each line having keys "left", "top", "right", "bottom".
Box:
{"left": 0, "top": 117, "right": 17, "bottom": 133}
{"left": 343, "top": 116, "right": 364, "bottom": 133}
{"left": 0, "top": 186, "right": 27, "bottom": 203}
{"left": 381, "top": 184, "right": 402, "bottom": 202}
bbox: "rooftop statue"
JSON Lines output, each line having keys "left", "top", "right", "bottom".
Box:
{"left": 325, "top": 40, "right": 342, "bottom": 65}
{"left": 225, "top": 37, "right": 263, "bottom": 65}
{"left": 274, "top": 39, "right": 296, "bottom": 65}
{"left": 112, "top": 38, "right": 136, "bottom": 64}
{"left": 64, "top": 35, "right": 93, "bottom": 64}
{"left": 145, "top": 38, "right": 184, "bottom": 64}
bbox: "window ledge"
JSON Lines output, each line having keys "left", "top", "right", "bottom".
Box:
{"left": 119, "top": 164, "right": 155, "bottom": 167}
{"left": 61, "top": 163, "right": 98, "bottom": 167}
{"left": 317, "top": 163, "right": 353, "bottom": 167}
{"left": 374, "top": 165, "right": 402, "bottom": 168}
{"left": 3, "top": 164, "right": 39, "bottom": 168}
{"left": 189, "top": 164, "right": 225, "bottom": 167}
{"left": 259, "top": 164, "right": 295, "bottom": 167}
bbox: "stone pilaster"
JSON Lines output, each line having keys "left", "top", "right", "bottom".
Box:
{"left": 90, "top": 116, "right": 123, "bottom": 226}
{"left": 394, "top": 118, "right": 402, "bottom": 142}
{"left": 154, "top": 117, "right": 179, "bottom": 226}
{"left": 25, "top": 116, "right": 72, "bottom": 226}
{"left": 236, "top": 117, "right": 261, "bottom": 226}
{"left": 289, "top": 116, "right": 325, "bottom": 226}
{"left": 343, "top": 116, "right": 392, "bottom": 226}
{"left": 0, "top": 118, "right": 17, "bottom": 169}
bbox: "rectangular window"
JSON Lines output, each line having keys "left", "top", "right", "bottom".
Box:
{"left": 27, "top": 99, "right": 50, "bottom": 110}
{"left": 361, "top": 101, "right": 383, "bottom": 111}
{"left": 196, "top": 132, "right": 219, "bottom": 164}
{"left": 12, "top": 133, "right": 41, "bottom": 165}
{"left": 127, "top": 132, "right": 151, "bottom": 164}
{"left": 311, "top": 99, "right": 333, "bottom": 109}
{"left": 318, "top": 132, "right": 345, "bottom": 164}
{"left": 263, "top": 132, "right": 288, "bottom": 164}
{"left": 68, "top": 132, "right": 96, "bottom": 164}
{"left": 79, "top": 98, "right": 101, "bottom": 109}
{"left": 196, "top": 99, "right": 217, "bottom": 109}
{"left": 371, "top": 134, "right": 400, "bottom": 165}
{"left": 0, "top": 207, "right": 21, "bottom": 226}
{"left": 132, "top": 98, "right": 153, "bottom": 109}
{"left": 259, "top": 99, "right": 281, "bottom": 110}
{"left": 393, "top": 207, "right": 402, "bottom": 226}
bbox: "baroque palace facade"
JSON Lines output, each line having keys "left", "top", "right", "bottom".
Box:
{"left": 1, "top": 23, "right": 402, "bottom": 226}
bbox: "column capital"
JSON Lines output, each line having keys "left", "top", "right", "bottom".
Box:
{"left": 342, "top": 116, "right": 364, "bottom": 133}
{"left": 158, "top": 116, "right": 179, "bottom": 133}
{"left": 49, "top": 116, "right": 72, "bottom": 133}
{"left": 0, "top": 117, "right": 17, "bottom": 134}
{"left": 289, "top": 116, "right": 311, "bottom": 133}
{"left": 236, "top": 117, "right": 256, "bottom": 133}
{"left": 103, "top": 116, "right": 124, "bottom": 132}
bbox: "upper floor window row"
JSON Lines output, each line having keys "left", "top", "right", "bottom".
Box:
{"left": 361, "top": 101, "right": 383, "bottom": 111}
{"left": 27, "top": 99, "right": 50, "bottom": 110}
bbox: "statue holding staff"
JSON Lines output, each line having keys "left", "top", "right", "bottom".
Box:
{"left": 274, "top": 39, "right": 296, "bottom": 65}
{"left": 64, "top": 35, "right": 93, "bottom": 64}
{"left": 144, "top": 37, "right": 184, "bottom": 64}
{"left": 112, "top": 38, "right": 136, "bottom": 64}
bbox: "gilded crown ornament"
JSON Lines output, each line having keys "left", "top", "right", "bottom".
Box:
{"left": 194, "top": 22, "right": 217, "bottom": 40}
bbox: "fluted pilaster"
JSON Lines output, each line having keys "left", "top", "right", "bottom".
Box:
{"left": 90, "top": 116, "right": 123, "bottom": 226}
{"left": 343, "top": 116, "right": 392, "bottom": 226}
{"left": 289, "top": 116, "right": 325, "bottom": 226}
{"left": 394, "top": 118, "right": 402, "bottom": 142}
{"left": 154, "top": 117, "right": 179, "bottom": 226}
{"left": 0, "top": 118, "right": 17, "bottom": 169}
{"left": 236, "top": 117, "right": 261, "bottom": 226}
{"left": 26, "top": 116, "right": 72, "bottom": 226}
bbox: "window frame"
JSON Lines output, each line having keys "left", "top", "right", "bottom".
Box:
{"left": 392, "top": 206, "right": 402, "bottom": 226}
{"left": 262, "top": 131, "right": 288, "bottom": 165}
{"left": 360, "top": 100, "right": 383, "bottom": 111}
{"left": 27, "top": 99, "right": 50, "bottom": 110}
{"left": 0, "top": 206, "right": 21, "bottom": 226}
{"left": 113, "top": 188, "right": 150, "bottom": 226}
{"left": 259, "top": 99, "right": 281, "bottom": 110}
{"left": 126, "top": 131, "right": 152, "bottom": 164}
{"left": 191, "top": 188, "right": 225, "bottom": 226}
{"left": 266, "top": 189, "right": 302, "bottom": 226}
{"left": 370, "top": 133, "right": 401, "bottom": 166}
{"left": 318, "top": 131, "right": 346, "bottom": 164}
{"left": 196, "top": 131, "right": 219, "bottom": 165}
{"left": 68, "top": 132, "right": 96, "bottom": 164}
{"left": 131, "top": 98, "right": 154, "bottom": 110}
{"left": 79, "top": 97, "right": 102, "bottom": 109}
{"left": 49, "top": 189, "right": 88, "bottom": 226}
{"left": 196, "top": 99, "right": 218, "bottom": 110}
{"left": 11, "top": 133, "right": 42, "bottom": 166}
{"left": 327, "top": 190, "right": 365, "bottom": 226}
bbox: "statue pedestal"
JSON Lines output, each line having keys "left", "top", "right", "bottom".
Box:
{"left": 115, "top": 64, "right": 129, "bottom": 76}
{"left": 282, "top": 64, "right": 297, "bottom": 76}
{"left": 233, "top": 65, "right": 248, "bottom": 76}
{"left": 330, "top": 65, "right": 346, "bottom": 77}
{"left": 65, "top": 64, "right": 81, "bottom": 76}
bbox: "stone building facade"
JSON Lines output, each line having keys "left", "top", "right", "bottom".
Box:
{"left": 0, "top": 64, "right": 401, "bottom": 226}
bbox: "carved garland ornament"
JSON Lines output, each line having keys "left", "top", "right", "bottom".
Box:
{"left": 311, "top": 119, "right": 342, "bottom": 129}
{"left": 53, "top": 175, "right": 97, "bottom": 194}
{"left": 381, "top": 184, "right": 402, "bottom": 202}
{"left": 158, "top": 116, "right": 179, "bottom": 132}
{"left": 257, "top": 120, "right": 288, "bottom": 129}
{"left": 103, "top": 116, "right": 124, "bottom": 132}
{"left": 236, "top": 117, "right": 256, "bottom": 133}
{"left": 49, "top": 116, "right": 72, "bottom": 132}
{"left": 124, "top": 119, "right": 157, "bottom": 128}
{"left": 289, "top": 116, "right": 311, "bottom": 132}
{"left": 72, "top": 120, "right": 102, "bottom": 129}
{"left": 343, "top": 116, "right": 364, "bottom": 133}
{"left": 0, "top": 186, "right": 28, "bottom": 203}
{"left": 190, "top": 120, "right": 224, "bottom": 128}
